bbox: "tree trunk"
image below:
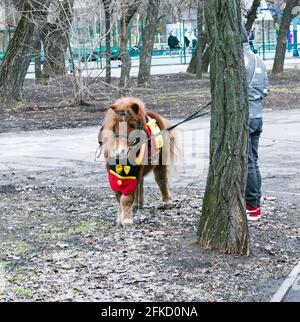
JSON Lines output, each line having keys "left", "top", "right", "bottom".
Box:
{"left": 34, "top": 29, "right": 43, "bottom": 81}
{"left": 0, "top": 0, "right": 49, "bottom": 102}
{"left": 64, "top": 27, "right": 87, "bottom": 105}
{"left": 119, "top": 3, "right": 131, "bottom": 89}
{"left": 42, "top": 0, "right": 74, "bottom": 78}
{"left": 119, "top": 0, "right": 140, "bottom": 89}
{"left": 42, "top": 23, "right": 68, "bottom": 77}
{"left": 137, "top": 0, "right": 160, "bottom": 86}
{"left": 201, "top": 46, "right": 209, "bottom": 72}
{"left": 197, "top": 0, "right": 250, "bottom": 255}
{"left": 188, "top": 43, "right": 209, "bottom": 74}
{"left": 245, "top": 0, "right": 261, "bottom": 33}
{"left": 272, "top": 0, "right": 298, "bottom": 75}
{"left": 187, "top": 41, "right": 200, "bottom": 74}
{"left": 102, "top": 0, "right": 112, "bottom": 84}
{"left": 112, "top": 20, "right": 118, "bottom": 47}
{"left": 186, "top": 30, "right": 209, "bottom": 74}
{"left": 196, "top": 1, "right": 203, "bottom": 79}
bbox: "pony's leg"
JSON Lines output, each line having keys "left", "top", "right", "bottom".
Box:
{"left": 153, "top": 165, "right": 171, "bottom": 207}
{"left": 115, "top": 191, "right": 121, "bottom": 203}
{"left": 120, "top": 192, "right": 135, "bottom": 225}
{"left": 133, "top": 178, "right": 144, "bottom": 212}
{"left": 115, "top": 191, "right": 122, "bottom": 225}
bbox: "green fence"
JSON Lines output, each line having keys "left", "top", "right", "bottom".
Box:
{"left": 254, "top": 42, "right": 300, "bottom": 60}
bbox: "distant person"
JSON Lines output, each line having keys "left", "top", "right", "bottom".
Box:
{"left": 168, "top": 31, "right": 180, "bottom": 54}
{"left": 184, "top": 28, "right": 190, "bottom": 48}
{"left": 191, "top": 28, "right": 198, "bottom": 49}
{"left": 288, "top": 31, "right": 293, "bottom": 51}
{"left": 290, "top": 31, "right": 293, "bottom": 44}
{"left": 249, "top": 28, "right": 257, "bottom": 53}
{"left": 249, "top": 28, "right": 255, "bottom": 43}
{"left": 242, "top": 25, "right": 270, "bottom": 221}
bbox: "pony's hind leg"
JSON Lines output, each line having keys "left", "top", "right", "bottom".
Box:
{"left": 133, "top": 178, "right": 144, "bottom": 212}
{"left": 153, "top": 165, "right": 171, "bottom": 208}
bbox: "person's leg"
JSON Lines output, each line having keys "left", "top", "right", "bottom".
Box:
{"left": 246, "top": 119, "right": 261, "bottom": 208}
{"left": 250, "top": 118, "right": 263, "bottom": 206}
{"left": 246, "top": 137, "right": 258, "bottom": 208}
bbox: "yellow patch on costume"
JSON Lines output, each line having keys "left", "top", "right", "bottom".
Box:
{"left": 116, "top": 164, "right": 123, "bottom": 174}
{"left": 135, "top": 143, "right": 146, "bottom": 165}
{"left": 147, "top": 117, "right": 164, "bottom": 149}
{"left": 124, "top": 165, "right": 131, "bottom": 175}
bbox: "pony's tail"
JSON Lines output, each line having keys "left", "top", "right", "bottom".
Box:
{"left": 168, "top": 128, "right": 182, "bottom": 178}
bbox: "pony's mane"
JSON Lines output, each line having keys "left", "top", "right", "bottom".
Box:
{"left": 103, "top": 97, "right": 147, "bottom": 131}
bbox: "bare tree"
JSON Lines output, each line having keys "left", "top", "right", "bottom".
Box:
{"left": 186, "top": 0, "right": 207, "bottom": 76}
{"left": 119, "top": 0, "right": 141, "bottom": 89}
{"left": 34, "top": 35, "right": 43, "bottom": 81}
{"left": 137, "top": 0, "right": 160, "bottom": 86}
{"left": 0, "top": 0, "right": 50, "bottom": 102}
{"left": 272, "top": 0, "right": 298, "bottom": 75}
{"left": 197, "top": 0, "right": 250, "bottom": 255}
{"left": 195, "top": 0, "right": 203, "bottom": 79}
{"left": 187, "top": 41, "right": 200, "bottom": 74}
{"left": 201, "top": 45, "right": 209, "bottom": 72}
{"left": 245, "top": 0, "right": 261, "bottom": 32}
{"left": 101, "top": 0, "right": 113, "bottom": 84}
{"left": 42, "top": 0, "right": 74, "bottom": 78}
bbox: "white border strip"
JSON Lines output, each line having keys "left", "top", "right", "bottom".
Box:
{"left": 270, "top": 262, "right": 300, "bottom": 302}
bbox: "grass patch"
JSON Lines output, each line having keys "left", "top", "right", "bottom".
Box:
{"left": 8, "top": 273, "right": 26, "bottom": 283}
{"left": 11, "top": 287, "right": 36, "bottom": 298}
{"left": 193, "top": 286, "right": 215, "bottom": 301}
{"left": 39, "top": 219, "right": 114, "bottom": 240}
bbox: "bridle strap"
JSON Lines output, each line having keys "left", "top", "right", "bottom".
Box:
{"left": 114, "top": 111, "right": 126, "bottom": 116}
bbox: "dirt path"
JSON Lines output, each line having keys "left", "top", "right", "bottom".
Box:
{"left": 1, "top": 110, "right": 300, "bottom": 201}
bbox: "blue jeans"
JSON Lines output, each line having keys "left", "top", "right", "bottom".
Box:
{"left": 246, "top": 118, "right": 263, "bottom": 208}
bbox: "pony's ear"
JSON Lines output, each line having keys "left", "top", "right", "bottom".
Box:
{"left": 110, "top": 104, "right": 118, "bottom": 112}
{"left": 131, "top": 103, "right": 140, "bottom": 114}
{"left": 98, "top": 125, "right": 104, "bottom": 144}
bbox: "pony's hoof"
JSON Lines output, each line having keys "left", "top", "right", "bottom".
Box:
{"left": 164, "top": 204, "right": 172, "bottom": 210}
{"left": 116, "top": 217, "right": 122, "bottom": 226}
{"left": 122, "top": 218, "right": 133, "bottom": 225}
{"left": 161, "top": 201, "right": 173, "bottom": 210}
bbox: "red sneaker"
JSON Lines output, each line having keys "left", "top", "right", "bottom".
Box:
{"left": 257, "top": 205, "right": 261, "bottom": 217}
{"left": 246, "top": 204, "right": 261, "bottom": 221}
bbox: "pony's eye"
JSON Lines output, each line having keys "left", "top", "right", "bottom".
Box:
{"left": 129, "top": 124, "right": 136, "bottom": 129}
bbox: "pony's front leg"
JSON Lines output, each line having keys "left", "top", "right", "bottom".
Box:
{"left": 120, "top": 193, "right": 135, "bottom": 225}
{"left": 115, "top": 191, "right": 122, "bottom": 225}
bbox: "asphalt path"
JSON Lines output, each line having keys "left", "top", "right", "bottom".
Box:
{"left": 1, "top": 109, "right": 300, "bottom": 206}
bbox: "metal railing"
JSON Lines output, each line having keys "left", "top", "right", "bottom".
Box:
{"left": 0, "top": 46, "right": 195, "bottom": 73}
{"left": 0, "top": 43, "right": 298, "bottom": 74}
{"left": 255, "top": 42, "right": 300, "bottom": 60}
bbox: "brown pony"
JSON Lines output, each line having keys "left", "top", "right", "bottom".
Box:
{"left": 98, "top": 97, "right": 180, "bottom": 225}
